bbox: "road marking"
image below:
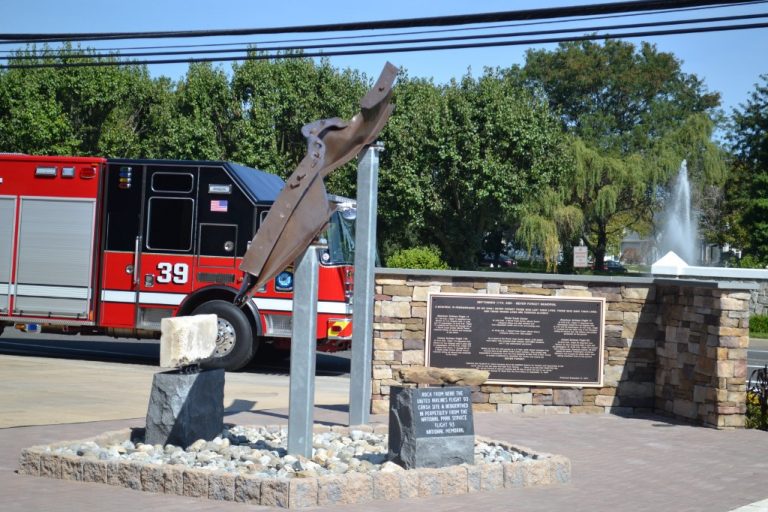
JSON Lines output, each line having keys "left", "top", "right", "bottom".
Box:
{"left": 727, "top": 498, "right": 768, "bottom": 511}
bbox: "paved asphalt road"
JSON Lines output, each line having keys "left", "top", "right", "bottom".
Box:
{"left": 748, "top": 337, "right": 768, "bottom": 383}
{"left": 0, "top": 329, "right": 352, "bottom": 376}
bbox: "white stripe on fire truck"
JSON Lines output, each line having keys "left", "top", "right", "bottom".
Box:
{"left": 0, "top": 282, "right": 8, "bottom": 294}
{"left": 15, "top": 284, "right": 89, "bottom": 299}
{"left": 139, "top": 292, "right": 185, "bottom": 306}
{"left": 99, "top": 289, "right": 350, "bottom": 314}
{"left": 100, "top": 290, "right": 136, "bottom": 303}
{"left": 100, "top": 290, "right": 185, "bottom": 305}
{"left": 251, "top": 297, "right": 351, "bottom": 315}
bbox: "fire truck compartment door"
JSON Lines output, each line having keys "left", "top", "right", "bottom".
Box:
{"left": 0, "top": 197, "right": 15, "bottom": 313}
{"left": 13, "top": 198, "right": 95, "bottom": 317}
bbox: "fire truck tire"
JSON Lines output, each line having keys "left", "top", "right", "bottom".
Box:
{"left": 194, "top": 300, "right": 254, "bottom": 371}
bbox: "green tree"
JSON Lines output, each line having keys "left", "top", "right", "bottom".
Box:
{"left": 379, "top": 68, "right": 570, "bottom": 268}
{"left": 520, "top": 40, "right": 725, "bottom": 269}
{"left": 727, "top": 74, "right": 768, "bottom": 264}
{"left": 231, "top": 54, "right": 368, "bottom": 194}
{"left": 0, "top": 45, "right": 170, "bottom": 157}
{"left": 154, "top": 62, "right": 237, "bottom": 160}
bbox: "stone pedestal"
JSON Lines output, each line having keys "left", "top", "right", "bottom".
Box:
{"left": 388, "top": 386, "right": 474, "bottom": 469}
{"left": 145, "top": 369, "right": 224, "bottom": 447}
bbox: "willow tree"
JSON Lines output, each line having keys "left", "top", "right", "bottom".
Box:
{"left": 518, "top": 114, "right": 726, "bottom": 270}
{"left": 520, "top": 40, "right": 725, "bottom": 270}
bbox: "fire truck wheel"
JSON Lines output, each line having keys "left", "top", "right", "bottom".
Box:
{"left": 194, "top": 300, "right": 254, "bottom": 371}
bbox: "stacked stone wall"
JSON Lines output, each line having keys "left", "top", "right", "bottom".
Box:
{"left": 372, "top": 270, "right": 752, "bottom": 428}
{"left": 655, "top": 285, "right": 750, "bottom": 428}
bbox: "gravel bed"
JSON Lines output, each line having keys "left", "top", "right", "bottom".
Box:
{"left": 46, "top": 426, "right": 532, "bottom": 478}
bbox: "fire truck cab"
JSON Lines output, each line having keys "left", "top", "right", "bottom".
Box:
{"left": 0, "top": 154, "right": 355, "bottom": 370}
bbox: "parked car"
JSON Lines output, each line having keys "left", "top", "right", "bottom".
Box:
{"left": 479, "top": 252, "right": 517, "bottom": 268}
{"left": 604, "top": 260, "right": 628, "bottom": 273}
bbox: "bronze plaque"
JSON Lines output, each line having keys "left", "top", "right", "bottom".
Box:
{"left": 426, "top": 294, "right": 605, "bottom": 386}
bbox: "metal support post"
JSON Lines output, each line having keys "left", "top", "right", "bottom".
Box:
{"left": 287, "top": 246, "right": 319, "bottom": 457}
{"left": 349, "top": 143, "right": 383, "bottom": 425}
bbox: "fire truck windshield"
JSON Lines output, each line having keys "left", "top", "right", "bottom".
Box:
{"left": 324, "top": 208, "right": 356, "bottom": 265}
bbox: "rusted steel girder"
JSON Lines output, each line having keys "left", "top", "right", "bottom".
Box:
{"left": 234, "top": 62, "right": 398, "bottom": 306}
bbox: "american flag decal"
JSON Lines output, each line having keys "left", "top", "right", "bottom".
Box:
{"left": 210, "top": 199, "right": 228, "bottom": 212}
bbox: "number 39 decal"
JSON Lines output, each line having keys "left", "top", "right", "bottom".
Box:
{"left": 156, "top": 262, "right": 189, "bottom": 284}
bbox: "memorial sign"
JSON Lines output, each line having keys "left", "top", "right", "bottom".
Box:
{"left": 388, "top": 386, "right": 475, "bottom": 469}
{"left": 426, "top": 294, "right": 605, "bottom": 386}
{"left": 412, "top": 387, "right": 474, "bottom": 437}
{"left": 573, "top": 246, "right": 589, "bottom": 268}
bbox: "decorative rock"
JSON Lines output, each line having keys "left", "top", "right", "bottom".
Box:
{"left": 160, "top": 314, "right": 217, "bottom": 368}
{"left": 399, "top": 366, "right": 489, "bottom": 386}
{"left": 19, "top": 424, "right": 570, "bottom": 509}
{"left": 144, "top": 368, "right": 224, "bottom": 447}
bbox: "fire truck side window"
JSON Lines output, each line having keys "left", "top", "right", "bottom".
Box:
{"left": 146, "top": 198, "right": 194, "bottom": 252}
{"left": 151, "top": 172, "right": 193, "bottom": 193}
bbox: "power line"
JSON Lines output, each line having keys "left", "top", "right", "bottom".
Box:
{"left": 3, "top": 20, "right": 766, "bottom": 70}
{"left": 0, "top": 0, "right": 754, "bottom": 43}
{"left": 5, "top": 11, "right": 766, "bottom": 62}
{"left": 1, "top": 0, "right": 764, "bottom": 51}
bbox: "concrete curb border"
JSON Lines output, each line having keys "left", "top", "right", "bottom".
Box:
{"left": 17, "top": 425, "right": 571, "bottom": 509}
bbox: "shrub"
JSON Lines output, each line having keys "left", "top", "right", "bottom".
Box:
{"left": 751, "top": 314, "right": 768, "bottom": 337}
{"left": 746, "top": 390, "right": 768, "bottom": 430}
{"left": 739, "top": 255, "right": 767, "bottom": 269}
{"left": 385, "top": 246, "right": 449, "bottom": 270}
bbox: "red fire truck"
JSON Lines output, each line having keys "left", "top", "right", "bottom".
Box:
{"left": 0, "top": 154, "right": 355, "bottom": 370}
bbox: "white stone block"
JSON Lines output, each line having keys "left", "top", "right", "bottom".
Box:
{"left": 160, "top": 314, "right": 218, "bottom": 368}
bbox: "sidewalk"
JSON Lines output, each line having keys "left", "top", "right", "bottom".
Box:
{"left": 2, "top": 354, "right": 768, "bottom": 512}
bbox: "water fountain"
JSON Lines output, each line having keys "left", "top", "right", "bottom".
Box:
{"left": 658, "top": 160, "right": 698, "bottom": 265}
{"left": 651, "top": 161, "right": 768, "bottom": 281}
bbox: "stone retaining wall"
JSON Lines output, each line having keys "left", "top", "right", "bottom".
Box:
{"left": 18, "top": 427, "right": 570, "bottom": 509}
{"left": 372, "top": 270, "right": 753, "bottom": 428}
{"left": 655, "top": 284, "right": 750, "bottom": 428}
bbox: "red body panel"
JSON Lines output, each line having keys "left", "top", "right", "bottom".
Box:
{"left": 0, "top": 155, "right": 105, "bottom": 323}
{"left": 0, "top": 154, "right": 353, "bottom": 349}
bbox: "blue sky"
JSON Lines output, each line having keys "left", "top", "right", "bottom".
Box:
{"left": 2, "top": 0, "right": 767, "bottom": 114}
